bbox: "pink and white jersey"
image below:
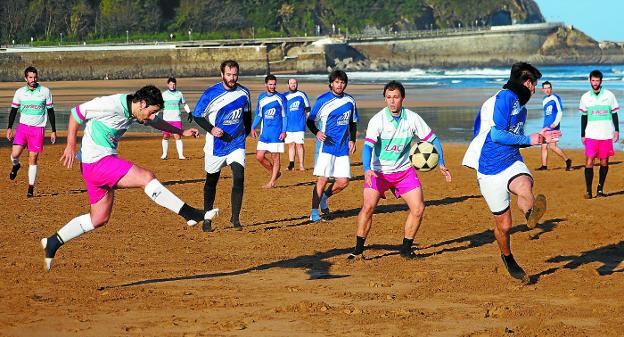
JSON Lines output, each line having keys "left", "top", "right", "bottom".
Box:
{"left": 365, "top": 107, "right": 434, "bottom": 174}
{"left": 161, "top": 89, "right": 186, "bottom": 122}
{"left": 71, "top": 94, "right": 135, "bottom": 164}
{"left": 579, "top": 89, "right": 620, "bottom": 140}
{"left": 11, "top": 85, "right": 54, "bottom": 127}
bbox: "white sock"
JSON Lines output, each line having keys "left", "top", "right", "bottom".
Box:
{"left": 28, "top": 165, "right": 38, "bottom": 185}
{"left": 10, "top": 155, "right": 19, "bottom": 165}
{"left": 144, "top": 179, "right": 184, "bottom": 214}
{"left": 57, "top": 214, "right": 95, "bottom": 243}
{"left": 176, "top": 139, "right": 184, "bottom": 158}
{"left": 161, "top": 139, "right": 168, "bottom": 158}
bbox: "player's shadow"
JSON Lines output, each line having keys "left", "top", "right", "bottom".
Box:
{"left": 276, "top": 175, "right": 364, "bottom": 189}
{"left": 604, "top": 189, "right": 624, "bottom": 197}
{"left": 247, "top": 193, "right": 481, "bottom": 233}
{"left": 531, "top": 240, "right": 624, "bottom": 283}
{"left": 107, "top": 243, "right": 400, "bottom": 289}
{"left": 419, "top": 218, "right": 564, "bottom": 258}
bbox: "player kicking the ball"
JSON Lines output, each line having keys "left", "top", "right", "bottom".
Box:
{"left": 347, "top": 81, "right": 452, "bottom": 260}
{"left": 463, "top": 63, "right": 559, "bottom": 283}
{"left": 41, "top": 85, "right": 218, "bottom": 271}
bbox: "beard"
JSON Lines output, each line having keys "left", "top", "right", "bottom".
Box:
{"left": 223, "top": 79, "right": 237, "bottom": 90}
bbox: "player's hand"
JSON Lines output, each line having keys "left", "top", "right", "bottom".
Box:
{"left": 529, "top": 133, "right": 545, "bottom": 145}
{"left": 316, "top": 131, "right": 326, "bottom": 142}
{"left": 581, "top": 137, "right": 586, "bottom": 145}
{"left": 210, "top": 127, "right": 224, "bottom": 138}
{"left": 348, "top": 140, "right": 356, "bottom": 154}
{"left": 278, "top": 132, "right": 286, "bottom": 141}
{"left": 6, "top": 128, "right": 13, "bottom": 141}
{"left": 60, "top": 145, "right": 76, "bottom": 169}
{"left": 50, "top": 132, "right": 56, "bottom": 144}
{"left": 250, "top": 129, "right": 258, "bottom": 138}
{"left": 550, "top": 123, "right": 558, "bottom": 129}
{"left": 439, "top": 165, "right": 452, "bottom": 182}
{"left": 182, "top": 128, "right": 200, "bottom": 138}
{"left": 613, "top": 131, "right": 619, "bottom": 142}
{"left": 364, "top": 169, "right": 378, "bottom": 188}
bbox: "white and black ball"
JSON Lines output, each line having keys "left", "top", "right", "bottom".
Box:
{"left": 409, "top": 141, "right": 439, "bottom": 172}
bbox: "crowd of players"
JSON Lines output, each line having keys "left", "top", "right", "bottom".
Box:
{"left": 5, "top": 61, "right": 620, "bottom": 283}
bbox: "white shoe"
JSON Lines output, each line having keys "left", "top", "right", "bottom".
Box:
{"left": 186, "top": 208, "right": 220, "bottom": 226}
{"left": 178, "top": 156, "right": 186, "bottom": 160}
{"left": 41, "top": 238, "right": 53, "bottom": 272}
{"left": 161, "top": 154, "right": 167, "bottom": 160}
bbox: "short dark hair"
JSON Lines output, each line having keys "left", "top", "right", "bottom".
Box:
{"left": 24, "top": 66, "right": 38, "bottom": 77}
{"left": 509, "top": 62, "right": 541, "bottom": 83}
{"left": 383, "top": 80, "right": 405, "bottom": 98}
{"left": 329, "top": 70, "right": 348, "bottom": 85}
{"left": 265, "top": 74, "right": 277, "bottom": 83}
{"left": 167, "top": 77, "right": 176, "bottom": 84}
{"left": 220, "top": 60, "right": 239, "bottom": 74}
{"left": 132, "top": 85, "right": 164, "bottom": 107}
{"left": 542, "top": 81, "right": 551, "bottom": 88}
{"left": 589, "top": 70, "right": 603, "bottom": 80}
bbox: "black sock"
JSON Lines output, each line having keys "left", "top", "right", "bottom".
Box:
{"left": 204, "top": 171, "right": 221, "bottom": 211}
{"left": 598, "top": 165, "right": 608, "bottom": 190}
{"left": 179, "top": 203, "right": 203, "bottom": 222}
{"left": 401, "top": 238, "right": 414, "bottom": 254}
{"left": 44, "top": 234, "right": 64, "bottom": 258}
{"left": 288, "top": 161, "right": 294, "bottom": 168}
{"left": 584, "top": 167, "right": 594, "bottom": 193}
{"left": 354, "top": 236, "right": 366, "bottom": 255}
{"left": 311, "top": 187, "right": 321, "bottom": 209}
{"left": 524, "top": 209, "right": 532, "bottom": 221}
{"left": 324, "top": 183, "right": 334, "bottom": 198}
{"left": 230, "top": 162, "right": 245, "bottom": 224}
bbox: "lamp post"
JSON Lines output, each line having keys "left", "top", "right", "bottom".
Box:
{"left": 188, "top": 29, "right": 192, "bottom": 41}
{"left": 60, "top": 33, "right": 63, "bottom": 45}
{"left": 126, "top": 30, "right": 129, "bottom": 44}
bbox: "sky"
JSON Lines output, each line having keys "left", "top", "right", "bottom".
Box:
{"left": 534, "top": 0, "right": 623, "bottom": 42}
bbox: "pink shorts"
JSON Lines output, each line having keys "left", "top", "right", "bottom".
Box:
{"left": 162, "top": 121, "right": 183, "bottom": 136}
{"left": 13, "top": 124, "right": 44, "bottom": 153}
{"left": 585, "top": 138, "right": 614, "bottom": 159}
{"left": 365, "top": 167, "right": 421, "bottom": 199}
{"left": 81, "top": 155, "right": 133, "bottom": 204}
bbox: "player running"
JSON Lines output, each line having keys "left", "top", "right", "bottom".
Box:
{"left": 192, "top": 60, "right": 252, "bottom": 231}
{"left": 7, "top": 66, "right": 56, "bottom": 198}
{"left": 463, "top": 62, "right": 558, "bottom": 283}
{"left": 160, "top": 77, "right": 191, "bottom": 160}
{"left": 536, "top": 81, "right": 571, "bottom": 171}
{"left": 307, "top": 70, "right": 358, "bottom": 222}
{"left": 41, "top": 85, "right": 218, "bottom": 271}
{"left": 579, "top": 70, "right": 620, "bottom": 198}
{"left": 348, "top": 81, "right": 452, "bottom": 260}
{"left": 283, "top": 78, "right": 311, "bottom": 171}
{"left": 251, "top": 74, "right": 287, "bottom": 188}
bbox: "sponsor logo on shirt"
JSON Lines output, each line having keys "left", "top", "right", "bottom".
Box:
{"left": 223, "top": 108, "right": 242, "bottom": 125}
{"left": 384, "top": 144, "right": 405, "bottom": 152}
{"left": 545, "top": 105, "right": 553, "bottom": 115}
{"left": 23, "top": 104, "right": 45, "bottom": 110}
{"left": 265, "top": 107, "right": 277, "bottom": 118}
{"left": 290, "top": 101, "right": 300, "bottom": 111}
{"left": 337, "top": 111, "right": 350, "bottom": 126}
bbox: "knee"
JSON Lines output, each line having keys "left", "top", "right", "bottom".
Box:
{"left": 336, "top": 179, "right": 349, "bottom": 190}
{"left": 91, "top": 214, "right": 110, "bottom": 228}
{"left": 361, "top": 203, "right": 375, "bottom": 216}
{"left": 410, "top": 204, "right": 425, "bottom": 219}
{"left": 140, "top": 169, "right": 156, "bottom": 184}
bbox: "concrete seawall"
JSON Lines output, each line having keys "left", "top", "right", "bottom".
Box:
{"left": 1, "top": 23, "right": 622, "bottom": 81}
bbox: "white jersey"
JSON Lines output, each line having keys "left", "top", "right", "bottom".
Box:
{"left": 71, "top": 94, "right": 135, "bottom": 163}
{"left": 365, "top": 107, "right": 435, "bottom": 174}
{"left": 11, "top": 85, "right": 54, "bottom": 127}
{"left": 579, "top": 89, "right": 620, "bottom": 140}
{"left": 161, "top": 89, "right": 186, "bottom": 121}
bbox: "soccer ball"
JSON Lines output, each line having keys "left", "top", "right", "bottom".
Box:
{"left": 409, "top": 141, "right": 439, "bottom": 172}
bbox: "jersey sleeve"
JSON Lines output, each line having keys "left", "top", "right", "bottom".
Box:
{"left": 11, "top": 90, "right": 20, "bottom": 108}
{"left": 71, "top": 97, "right": 104, "bottom": 125}
{"left": 308, "top": 96, "right": 322, "bottom": 122}
{"left": 579, "top": 95, "right": 587, "bottom": 114}
{"left": 412, "top": 112, "right": 434, "bottom": 141}
{"left": 45, "top": 88, "right": 54, "bottom": 109}
{"left": 179, "top": 91, "right": 186, "bottom": 105}
{"left": 364, "top": 116, "right": 381, "bottom": 146}
{"left": 192, "top": 89, "right": 212, "bottom": 118}
{"left": 610, "top": 93, "right": 620, "bottom": 113}
{"left": 351, "top": 98, "right": 360, "bottom": 123}
{"left": 302, "top": 92, "right": 311, "bottom": 108}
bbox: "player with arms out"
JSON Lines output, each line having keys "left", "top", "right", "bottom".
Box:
{"left": 41, "top": 85, "right": 218, "bottom": 271}
{"left": 536, "top": 81, "right": 572, "bottom": 171}
{"left": 251, "top": 74, "right": 287, "bottom": 188}
{"left": 462, "top": 62, "right": 559, "bottom": 283}
{"left": 307, "top": 70, "right": 358, "bottom": 222}
{"left": 159, "top": 77, "right": 191, "bottom": 160}
{"left": 348, "top": 81, "right": 452, "bottom": 260}
{"left": 7, "top": 66, "right": 56, "bottom": 198}
{"left": 193, "top": 60, "right": 252, "bottom": 231}
{"left": 579, "top": 70, "right": 619, "bottom": 198}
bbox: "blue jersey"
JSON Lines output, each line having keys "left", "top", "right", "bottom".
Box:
{"left": 543, "top": 93, "right": 563, "bottom": 130}
{"left": 284, "top": 90, "right": 310, "bottom": 132}
{"left": 193, "top": 82, "right": 251, "bottom": 157}
{"left": 308, "top": 91, "right": 359, "bottom": 157}
{"left": 253, "top": 92, "right": 287, "bottom": 143}
{"left": 478, "top": 89, "right": 531, "bottom": 175}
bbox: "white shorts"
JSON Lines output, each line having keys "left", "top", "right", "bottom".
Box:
{"left": 284, "top": 131, "right": 305, "bottom": 144}
{"left": 477, "top": 161, "right": 533, "bottom": 214}
{"left": 313, "top": 152, "right": 351, "bottom": 178}
{"left": 204, "top": 144, "right": 246, "bottom": 174}
{"left": 257, "top": 141, "right": 284, "bottom": 153}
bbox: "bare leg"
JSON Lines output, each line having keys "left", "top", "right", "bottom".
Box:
{"left": 296, "top": 143, "right": 305, "bottom": 170}
{"left": 264, "top": 153, "right": 281, "bottom": 188}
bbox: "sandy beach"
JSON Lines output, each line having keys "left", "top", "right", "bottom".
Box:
{"left": 1, "top": 77, "right": 623, "bottom": 336}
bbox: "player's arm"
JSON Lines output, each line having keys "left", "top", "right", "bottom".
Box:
{"left": 192, "top": 90, "right": 215, "bottom": 133}
{"left": 307, "top": 99, "right": 325, "bottom": 141}
{"left": 145, "top": 114, "right": 198, "bottom": 138}
{"left": 362, "top": 125, "right": 379, "bottom": 187}
{"left": 551, "top": 98, "right": 563, "bottom": 128}
{"left": 47, "top": 107, "right": 57, "bottom": 144}
{"left": 250, "top": 111, "right": 261, "bottom": 138}
{"left": 612, "top": 112, "right": 619, "bottom": 142}
{"left": 430, "top": 136, "right": 452, "bottom": 182}
{"left": 348, "top": 107, "right": 357, "bottom": 154}
{"left": 489, "top": 93, "right": 532, "bottom": 146}
{"left": 60, "top": 110, "right": 81, "bottom": 168}
{"left": 6, "top": 107, "right": 18, "bottom": 140}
